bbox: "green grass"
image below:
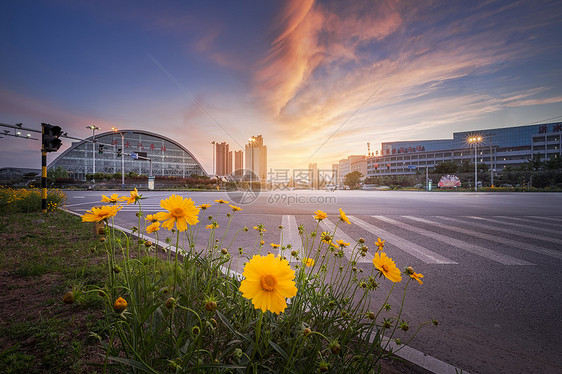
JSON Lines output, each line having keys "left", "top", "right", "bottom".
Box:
{"left": 0, "top": 210, "right": 107, "bottom": 373}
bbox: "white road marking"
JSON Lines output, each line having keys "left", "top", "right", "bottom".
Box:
{"left": 405, "top": 216, "right": 562, "bottom": 260}
{"left": 319, "top": 218, "right": 371, "bottom": 263}
{"left": 281, "top": 215, "right": 302, "bottom": 260}
{"left": 349, "top": 216, "right": 456, "bottom": 264}
{"left": 491, "top": 216, "right": 562, "bottom": 235}
{"left": 373, "top": 216, "right": 533, "bottom": 266}
{"left": 527, "top": 216, "right": 562, "bottom": 223}
{"left": 466, "top": 216, "right": 562, "bottom": 245}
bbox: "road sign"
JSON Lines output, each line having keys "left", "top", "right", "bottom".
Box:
{"left": 131, "top": 152, "right": 138, "bottom": 159}
{"left": 408, "top": 165, "right": 417, "bottom": 169}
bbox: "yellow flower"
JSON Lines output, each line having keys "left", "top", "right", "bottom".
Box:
{"left": 339, "top": 208, "right": 350, "bottom": 225}
{"left": 113, "top": 297, "right": 128, "bottom": 313}
{"left": 304, "top": 258, "right": 314, "bottom": 267}
{"left": 198, "top": 204, "right": 212, "bottom": 210}
{"left": 239, "top": 254, "right": 298, "bottom": 314}
{"left": 373, "top": 252, "right": 402, "bottom": 283}
{"left": 215, "top": 199, "right": 229, "bottom": 204}
{"left": 314, "top": 210, "right": 327, "bottom": 220}
{"left": 260, "top": 240, "right": 265, "bottom": 245}
{"left": 146, "top": 222, "right": 160, "bottom": 233}
{"left": 230, "top": 204, "right": 243, "bottom": 212}
{"left": 253, "top": 225, "right": 266, "bottom": 233}
{"left": 321, "top": 232, "right": 332, "bottom": 244}
{"left": 206, "top": 222, "right": 219, "bottom": 229}
{"left": 407, "top": 266, "right": 424, "bottom": 285}
{"left": 101, "top": 193, "right": 127, "bottom": 204}
{"left": 145, "top": 214, "right": 158, "bottom": 223}
{"left": 125, "top": 188, "right": 140, "bottom": 205}
{"left": 336, "top": 239, "right": 350, "bottom": 248}
{"left": 375, "top": 237, "right": 385, "bottom": 251}
{"left": 270, "top": 243, "right": 280, "bottom": 248}
{"left": 155, "top": 195, "right": 200, "bottom": 231}
{"left": 81, "top": 205, "right": 122, "bottom": 222}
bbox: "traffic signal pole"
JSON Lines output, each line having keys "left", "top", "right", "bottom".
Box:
{"left": 41, "top": 123, "right": 47, "bottom": 212}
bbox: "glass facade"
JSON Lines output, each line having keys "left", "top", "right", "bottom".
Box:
{"left": 368, "top": 123, "right": 562, "bottom": 176}
{"left": 48, "top": 130, "right": 207, "bottom": 180}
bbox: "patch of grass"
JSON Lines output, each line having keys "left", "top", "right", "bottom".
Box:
{"left": 0, "top": 344, "right": 35, "bottom": 374}
{"left": 0, "top": 209, "right": 108, "bottom": 373}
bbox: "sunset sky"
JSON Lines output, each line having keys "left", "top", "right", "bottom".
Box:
{"left": 1, "top": 0, "right": 562, "bottom": 172}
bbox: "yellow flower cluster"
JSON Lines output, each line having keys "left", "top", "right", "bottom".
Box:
{"left": 0, "top": 186, "right": 66, "bottom": 213}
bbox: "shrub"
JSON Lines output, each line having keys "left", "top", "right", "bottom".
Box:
{"left": 0, "top": 187, "right": 66, "bottom": 214}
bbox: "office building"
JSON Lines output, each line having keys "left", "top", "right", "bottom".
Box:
{"left": 365, "top": 123, "right": 561, "bottom": 177}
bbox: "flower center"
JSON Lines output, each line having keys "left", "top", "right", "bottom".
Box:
{"left": 171, "top": 208, "right": 184, "bottom": 218}
{"left": 381, "top": 264, "right": 389, "bottom": 273}
{"left": 260, "top": 274, "right": 278, "bottom": 292}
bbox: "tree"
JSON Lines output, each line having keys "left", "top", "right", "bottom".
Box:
{"left": 459, "top": 161, "right": 473, "bottom": 173}
{"left": 47, "top": 167, "right": 68, "bottom": 182}
{"left": 434, "top": 161, "right": 458, "bottom": 174}
{"left": 343, "top": 171, "right": 363, "bottom": 189}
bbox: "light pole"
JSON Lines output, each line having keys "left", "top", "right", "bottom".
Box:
{"left": 86, "top": 125, "right": 100, "bottom": 180}
{"left": 248, "top": 137, "right": 255, "bottom": 191}
{"left": 112, "top": 127, "right": 127, "bottom": 190}
{"left": 468, "top": 136, "right": 483, "bottom": 191}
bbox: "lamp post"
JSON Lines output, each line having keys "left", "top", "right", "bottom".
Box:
{"left": 248, "top": 137, "right": 256, "bottom": 191}
{"left": 112, "top": 127, "right": 127, "bottom": 190}
{"left": 468, "top": 136, "right": 483, "bottom": 191}
{"left": 86, "top": 125, "right": 100, "bottom": 179}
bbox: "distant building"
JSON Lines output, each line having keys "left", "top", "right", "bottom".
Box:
{"left": 245, "top": 135, "right": 267, "bottom": 181}
{"left": 338, "top": 155, "right": 366, "bottom": 186}
{"left": 0, "top": 167, "right": 41, "bottom": 184}
{"left": 350, "top": 158, "right": 367, "bottom": 179}
{"left": 331, "top": 163, "right": 339, "bottom": 186}
{"left": 366, "top": 123, "right": 561, "bottom": 177}
{"left": 48, "top": 129, "right": 207, "bottom": 180}
{"left": 215, "top": 142, "right": 232, "bottom": 177}
{"left": 308, "top": 163, "right": 319, "bottom": 189}
{"left": 234, "top": 150, "right": 244, "bottom": 176}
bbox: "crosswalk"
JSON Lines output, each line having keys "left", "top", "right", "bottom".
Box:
{"left": 71, "top": 198, "right": 562, "bottom": 267}
{"left": 275, "top": 215, "right": 561, "bottom": 267}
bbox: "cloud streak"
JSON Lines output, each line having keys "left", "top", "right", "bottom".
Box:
{"left": 250, "top": 0, "right": 562, "bottom": 167}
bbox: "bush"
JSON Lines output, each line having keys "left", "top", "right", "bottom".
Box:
{"left": 0, "top": 187, "right": 66, "bottom": 214}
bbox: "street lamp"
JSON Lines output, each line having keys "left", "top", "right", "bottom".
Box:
{"left": 86, "top": 125, "right": 101, "bottom": 180}
{"left": 248, "top": 137, "right": 256, "bottom": 191}
{"left": 468, "top": 136, "right": 483, "bottom": 191}
{"left": 112, "top": 127, "right": 128, "bottom": 190}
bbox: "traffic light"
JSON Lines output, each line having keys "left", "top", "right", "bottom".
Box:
{"left": 117, "top": 148, "right": 122, "bottom": 157}
{"left": 98, "top": 144, "right": 104, "bottom": 154}
{"left": 387, "top": 164, "right": 390, "bottom": 170}
{"left": 41, "top": 123, "right": 63, "bottom": 152}
{"left": 374, "top": 164, "right": 378, "bottom": 170}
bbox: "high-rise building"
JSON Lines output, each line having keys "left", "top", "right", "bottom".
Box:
{"left": 215, "top": 142, "right": 232, "bottom": 177}
{"left": 245, "top": 135, "right": 267, "bottom": 182}
{"left": 234, "top": 150, "right": 244, "bottom": 175}
{"left": 308, "top": 163, "right": 319, "bottom": 189}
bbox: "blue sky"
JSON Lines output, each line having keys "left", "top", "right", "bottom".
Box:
{"left": 1, "top": 0, "right": 561, "bottom": 172}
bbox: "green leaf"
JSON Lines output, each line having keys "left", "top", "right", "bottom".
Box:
{"left": 268, "top": 339, "right": 289, "bottom": 361}
{"left": 107, "top": 356, "right": 156, "bottom": 373}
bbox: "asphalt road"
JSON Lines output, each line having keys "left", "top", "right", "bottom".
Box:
{"left": 64, "top": 189, "right": 562, "bottom": 374}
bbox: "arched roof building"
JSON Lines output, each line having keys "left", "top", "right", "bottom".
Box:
{"left": 48, "top": 130, "right": 207, "bottom": 180}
